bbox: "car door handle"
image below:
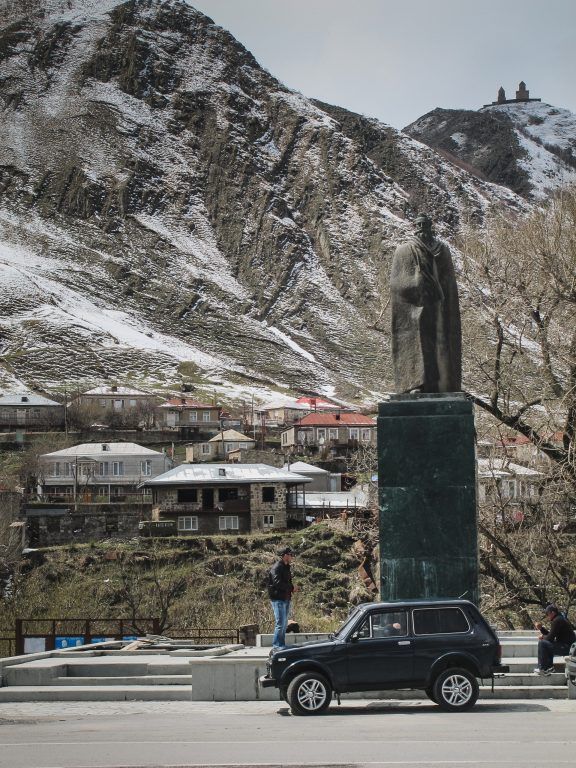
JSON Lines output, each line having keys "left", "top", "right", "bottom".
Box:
{"left": 397, "top": 640, "right": 411, "bottom": 646}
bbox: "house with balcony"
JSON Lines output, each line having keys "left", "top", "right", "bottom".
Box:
{"left": 280, "top": 412, "right": 376, "bottom": 455}
{"left": 0, "top": 393, "right": 64, "bottom": 432}
{"left": 186, "top": 429, "right": 256, "bottom": 462}
{"left": 144, "top": 463, "right": 311, "bottom": 534}
{"left": 28, "top": 442, "right": 173, "bottom": 545}
{"left": 157, "top": 396, "right": 221, "bottom": 438}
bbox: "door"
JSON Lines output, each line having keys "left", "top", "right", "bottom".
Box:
{"left": 346, "top": 608, "right": 413, "bottom": 689}
{"left": 411, "top": 606, "right": 475, "bottom": 682}
{"left": 202, "top": 488, "right": 214, "bottom": 510}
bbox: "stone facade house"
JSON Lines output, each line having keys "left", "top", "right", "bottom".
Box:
{"left": 145, "top": 463, "right": 311, "bottom": 534}
{"left": 157, "top": 397, "right": 221, "bottom": 437}
{"left": 0, "top": 393, "right": 64, "bottom": 431}
{"left": 281, "top": 412, "right": 376, "bottom": 454}
{"left": 28, "top": 442, "right": 172, "bottom": 545}
{"left": 187, "top": 429, "right": 256, "bottom": 462}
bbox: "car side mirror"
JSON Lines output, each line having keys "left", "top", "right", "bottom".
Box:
{"left": 349, "top": 632, "right": 359, "bottom": 643}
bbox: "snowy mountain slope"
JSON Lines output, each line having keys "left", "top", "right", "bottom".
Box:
{"left": 0, "top": 0, "right": 529, "bottom": 399}
{"left": 405, "top": 102, "right": 576, "bottom": 200}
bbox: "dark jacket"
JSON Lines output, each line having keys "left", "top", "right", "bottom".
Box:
{"left": 542, "top": 615, "right": 576, "bottom": 646}
{"left": 268, "top": 559, "right": 293, "bottom": 601}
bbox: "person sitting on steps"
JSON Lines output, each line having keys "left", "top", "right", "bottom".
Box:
{"left": 533, "top": 603, "right": 575, "bottom": 675}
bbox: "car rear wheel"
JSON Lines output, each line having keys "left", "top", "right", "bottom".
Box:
{"left": 287, "top": 672, "right": 332, "bottom": 715}
{"left": 432, "top": 668, "right": 479, "bottom": 711}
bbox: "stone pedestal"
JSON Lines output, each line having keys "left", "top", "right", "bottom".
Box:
{"left": 378, "top": 393, "right": 478, "bottom": 604}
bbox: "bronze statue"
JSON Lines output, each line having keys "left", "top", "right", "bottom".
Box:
{"left": 390, "top": 214, "right": 461, "bottom": 393}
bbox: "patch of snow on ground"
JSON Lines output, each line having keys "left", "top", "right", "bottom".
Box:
{"left": 267, "top": 327, "right": 317, "bottom": 363}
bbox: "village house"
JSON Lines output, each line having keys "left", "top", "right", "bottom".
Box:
{"left": 282, "top": 461, "right": 341, "bottom": 492}
{"left": 281, "top": 412, "right": 377, "bottom": 455}
{"left": 0, "top": 393, "right": 64, "bottom": 432}
{"left": 75, "top": 385, "right": 159, "bottom": 426}
{"left": 477, "top": 458, "right": 544, "bottom": 517}
{"left": 157, "top": 396, "right": 221, "bottom": 437}
{"left": 144, "top": 463, "right": 311, "bottom": 534}
{"left": 27, "top": 442, "right": 172, "bottom": 546}
{"left": 253, "top": 396, "right": 341, "bottom": 429}
{"left": 186, "top": 429, "right": 256, "bottom": 462}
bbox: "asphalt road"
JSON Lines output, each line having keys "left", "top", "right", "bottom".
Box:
{"left": 0, "top": 699, "right": 575, "bottom": 768}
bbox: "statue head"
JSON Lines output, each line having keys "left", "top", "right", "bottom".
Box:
{"left": 414, "top": 214, "right": 434, "bottom": 244}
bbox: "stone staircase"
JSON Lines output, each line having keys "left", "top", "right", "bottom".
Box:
{"left": 0, "top": 633, "right": 567, "bottom": 702}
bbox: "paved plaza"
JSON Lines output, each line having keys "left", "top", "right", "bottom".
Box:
{"left": 0, "top": 699, "right": 575, "bottom": 768}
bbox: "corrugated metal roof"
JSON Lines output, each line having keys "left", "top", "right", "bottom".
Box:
{"left": 208, "top": 430, "right": 254, "bottom": 443}
{"left": 145, "top": 463, "right": 312, "bottom": 486}
{"left": 0, "top": 393, "right": 62, "bottom": 407}
{"left": 82, "top": 386, "right": 152, "bottom": 396}
{"left": 297, "top": 412, "right": 375, "bottom": 426}
{"left": 42, "top": 442, "right": 165, "bottom": 458}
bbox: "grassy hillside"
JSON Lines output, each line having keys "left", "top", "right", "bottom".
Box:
{"left": 1, "top": 524, "right": 372, "bottom": 641}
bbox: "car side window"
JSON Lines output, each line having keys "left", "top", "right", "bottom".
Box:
{"left": 413, "top": 607, "right": 470, "bottom": 635}
{"left": 356, "top": 610, "right": 408, "bottom": 640}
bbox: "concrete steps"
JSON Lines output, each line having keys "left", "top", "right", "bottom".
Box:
{"left": 0, "top": 633, "right": 569, "bottom": 702}
{"left": 0, "top": 685, "right": 192, "bottom": 702}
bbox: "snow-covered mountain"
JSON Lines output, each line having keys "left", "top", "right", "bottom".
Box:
{"left": 405, "top": 101, "right": 576, "bottom": 200}
{"left": 0, "top": 0, "right": 528, "bottom": 400}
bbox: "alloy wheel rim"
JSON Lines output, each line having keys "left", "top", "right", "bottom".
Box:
{"left": 441, "top": 674, "right": 472, "bottom": 706}
{"left": 297, "top": 679, "right": 327, "bottom": 710}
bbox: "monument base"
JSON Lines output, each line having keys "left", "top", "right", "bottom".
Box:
{"left": 378, "top": 393, "right": 478, "bottom": 604}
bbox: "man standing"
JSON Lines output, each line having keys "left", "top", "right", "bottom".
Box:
{"left": 534, "top": 603, "right": 575, "bottom": 675}
{"left": 390, "top": 214, "right": 461, "bottom": 393}
{"left": 268, "top": 546, "right": 296, "bottom": 651}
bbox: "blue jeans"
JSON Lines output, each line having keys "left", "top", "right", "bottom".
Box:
{"left": 538, "top": 639, "right": 571, "bottom": 669}
{"left": 271, "top": 599, "right": 290, "bottom": 649}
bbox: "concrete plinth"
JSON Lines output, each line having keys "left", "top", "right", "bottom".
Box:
{"left": 378, "top": 393, "right": 478, "bottom": 603}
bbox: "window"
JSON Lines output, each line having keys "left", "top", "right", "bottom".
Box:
{"left": 218, "top": 487, "right": 238, "bottom": 501}
{"left": 99, "top": 399, "right": 107, "bottom": 407}
{"left": 177, "top": 488, "right": 198, "bottom": 502}
{"left": 262, "top": 486, "right": 275, "bottom": 503}
{"left": 129, "top": 399, "right": 137, "bottom": 407}
{"left": 50, "top": 462, "right": 60, "bottom": 477}
{"left": 349, "top": 428, "right": 359, "bottom": 440}
{"left": 508, "top": 481, "right": 515, "bottom": 498}
{"left": 99, "top": 462, "right": 109, "bottom": 476}
{"left": 413, "top": 607, "right": 470, "bottom": 635}
{"left": 361, "top": 428, "right": 372, "bottom": 442}
{"left": 141, "top": 460, "right": 152, "bottom": 476}
{"left": 263, "top": 514, "right": 275, "bottom": 528}
{"left": 113, "top": 399, "right": 124, "bottom": 410}
{"left": 201, "top": 444, "right": 211, "bottom": 455}
{"left": 189, "top": 411, "right": 197, "bottom": 422}
{"left": 317, "top": 428, "right": 326, "bottom": 441}
{"left": 112, "top": 461, "right": 124, "bottom": 476}
{"left": 281, "top": 432, "right": 288, "bottom": 445}
{"left": 328, "top": 428, "right": 338, "bottom": 441}
{"left": 219, "top": 516, "right": 239, "bottom": 531}
{"left": 178, "top": 516, "right": 198, "bottom": 531}
{"left": 356, "top": 610, "right": 408, "bottom": 640}
{"left": 203, "top": 411, "right": 211, "bottom": 422}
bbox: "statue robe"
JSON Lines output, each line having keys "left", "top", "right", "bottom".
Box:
{"left": 390, "top": 236, "right": 461, "bottom": 393}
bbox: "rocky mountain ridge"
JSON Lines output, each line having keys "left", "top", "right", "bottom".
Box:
{"left": 0, "top": 0, "right": 529, "bottom": 401}
{"left": 404, "top": 101, "right": 576, "bottom": 200}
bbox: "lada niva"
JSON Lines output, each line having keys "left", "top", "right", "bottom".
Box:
{"left": 259, "top": 599, "right": 508, "bottom": 714}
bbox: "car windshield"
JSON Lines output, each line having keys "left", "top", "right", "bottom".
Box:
{"left": 333, "top": 606, "right": 364, "bottom": 639}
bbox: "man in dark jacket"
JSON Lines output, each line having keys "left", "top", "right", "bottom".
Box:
{"left": 534, "top": 603, "right": 576, "bottom": 675}
{"left": 268, "top": 546, "right": 296, "bottom": 650}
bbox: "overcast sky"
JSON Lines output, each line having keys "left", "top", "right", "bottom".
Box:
{"left": 188, "top": 0, "right": 576, "bottom": 129}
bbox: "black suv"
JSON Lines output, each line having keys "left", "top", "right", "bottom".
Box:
{"left": 260, "top": 599, "right": 508, "bottom": 714}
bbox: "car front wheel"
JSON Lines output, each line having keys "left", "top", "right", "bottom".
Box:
{"left": 287, "top": 672, "right": 332, "bottom": 715}
{"left": 432, "top": 668, "right": 479, "bottom": 711}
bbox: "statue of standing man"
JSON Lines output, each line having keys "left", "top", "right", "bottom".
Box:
{"left": 390, "top": 214, "right": 461, "bottom": 393}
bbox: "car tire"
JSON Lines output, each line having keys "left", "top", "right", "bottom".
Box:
{"left": 432, "top": 668, "right": 479, "bottom": 711}
{"left": 287, "top": 672, "right": 332, "bottom": 715}
{"left": 424, "top": 686, "right": 437, "bottom": 704}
